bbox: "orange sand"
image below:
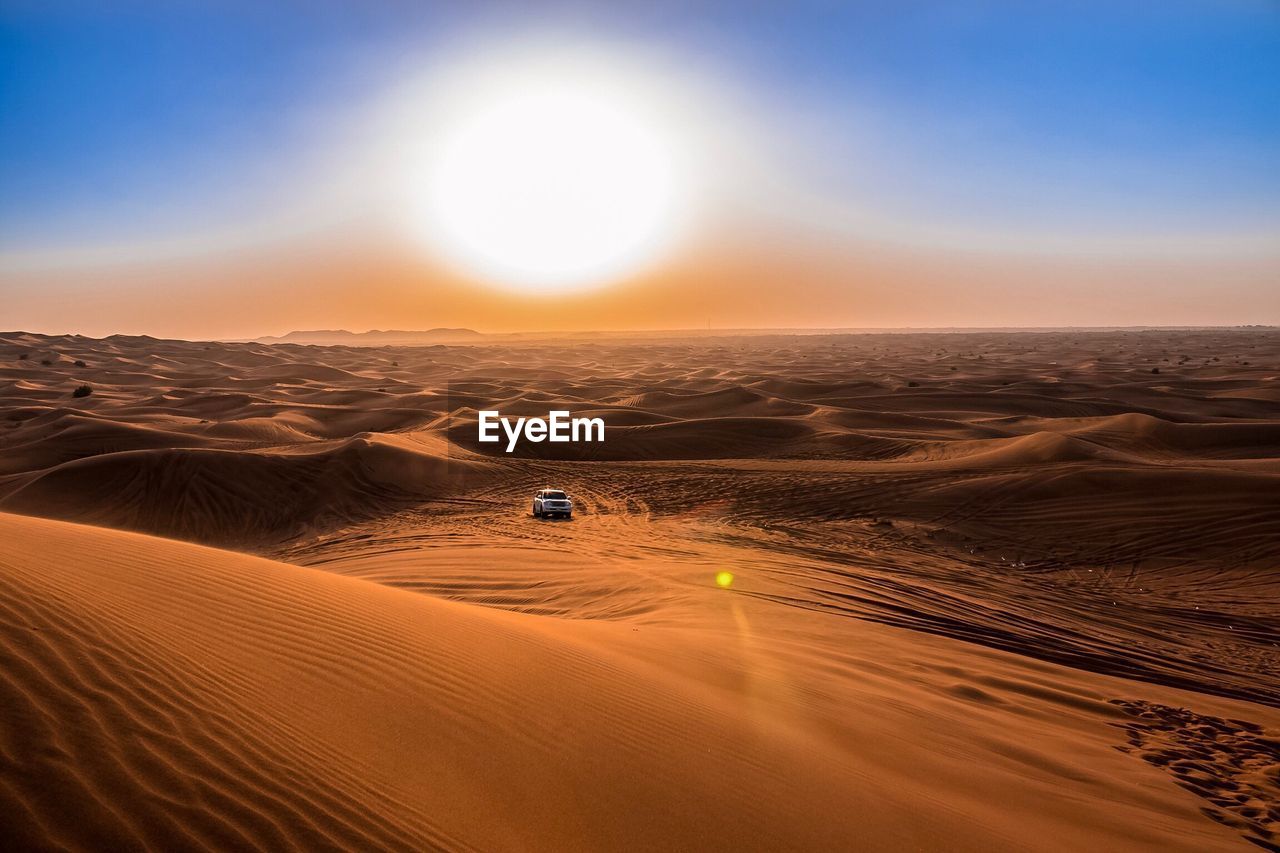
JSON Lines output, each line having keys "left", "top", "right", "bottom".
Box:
{"left": 1, "top": 329, "right": 1277, "bottom": 849}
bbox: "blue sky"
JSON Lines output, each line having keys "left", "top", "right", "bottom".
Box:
{"left": 2, "top": 0, "right": 1278, "bottom": 254}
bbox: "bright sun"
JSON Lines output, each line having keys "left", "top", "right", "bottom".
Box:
{"left": 413, "top": 62, "right": 692, "bottom": 292}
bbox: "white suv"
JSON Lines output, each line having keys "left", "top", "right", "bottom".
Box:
{"left": 532, "top": 489, "right": 573, "bottom": 519}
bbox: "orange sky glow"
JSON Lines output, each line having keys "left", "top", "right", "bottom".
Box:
{"left": 6, "top": 230, "right": 1277, "bottom": 340}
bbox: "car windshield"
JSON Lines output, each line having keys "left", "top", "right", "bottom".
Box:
{"left": 542, "top": 491, "right": 567, "bottom": 500}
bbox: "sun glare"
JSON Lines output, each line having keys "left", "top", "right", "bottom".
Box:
{"left": 410, "top": 55, "right": 694, "bottom": 292}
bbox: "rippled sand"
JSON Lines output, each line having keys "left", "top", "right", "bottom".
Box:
{"left": 2, "top": 328, "right": 1277, "bottom": 850}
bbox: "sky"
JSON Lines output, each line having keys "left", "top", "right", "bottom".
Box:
{"left": 2, "top": 0, "right": 1278, "bottom": 337}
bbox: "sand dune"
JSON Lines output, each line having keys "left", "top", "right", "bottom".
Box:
{"left": 3, "top": 511, "right": 1277, "bottom": 851}
{"left": 2, "top": 328, "right": 1278, "bottom": 849}
{"left": 1, "top": 435, "right": 491, "bottom": 547}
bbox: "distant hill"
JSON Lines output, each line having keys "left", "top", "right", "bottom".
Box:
{"left": 256, "top": 329, "right": 483, "bottom": 346}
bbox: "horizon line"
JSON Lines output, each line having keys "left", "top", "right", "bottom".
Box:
{"left": 6, "top": 323, "right": 1279, "bottom": 346}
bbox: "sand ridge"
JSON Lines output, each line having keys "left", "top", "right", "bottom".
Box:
{"left": 2, "top": 511, "right": 1277, "bottom": 850}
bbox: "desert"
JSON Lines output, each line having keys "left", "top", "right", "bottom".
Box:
{"left": 6, "top": 2, "right": 1278, "bottom": 848}
{"left": 1, "top": 327, "right": 1277, "bottom": 850}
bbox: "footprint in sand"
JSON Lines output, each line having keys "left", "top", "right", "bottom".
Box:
{"left": 1110, "top": 698, "right": 1280, "bottom": 851}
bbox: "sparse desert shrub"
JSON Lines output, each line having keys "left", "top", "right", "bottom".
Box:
{"left": 18, "top": 353, "right": 28, "bottom": 360}
{"left": 74, "top": 359, "right": 86, "bottom": 367}
{"left": 72, "top": 384, "right": 93, "bottom": 398}
{"left": 40, "top": 358, "right": 52, "bottom": 366}
{"left": 907, "top": 381, "right": 920, "bottom": 387}
{"left": 1150, "top": 367, "right": 1160, "bottom": 374}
